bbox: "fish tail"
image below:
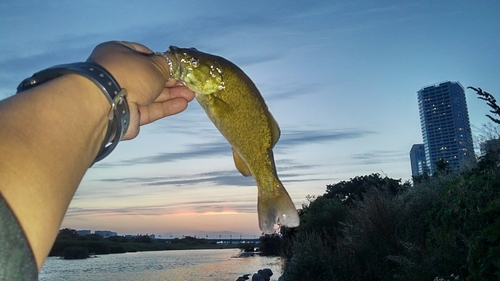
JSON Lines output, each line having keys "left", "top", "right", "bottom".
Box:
{"left": 258, "top": 180, "right": 300, "bottom": 234}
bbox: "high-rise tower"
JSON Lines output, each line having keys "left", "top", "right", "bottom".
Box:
{"left": 409, "top": 144, "right": 429, "bottom": 177}
{"left": 417, "top": 81, "right": 475, "bottom": 174}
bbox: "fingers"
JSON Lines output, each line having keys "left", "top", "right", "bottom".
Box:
{"left": 123, "top": 96, "right": 191, "bottom": 140}
{"left": 154, "top": 86, "right": 195, "bottom": 103}
{"left": 138, "top": 98, "right": 189, "bottom": 125}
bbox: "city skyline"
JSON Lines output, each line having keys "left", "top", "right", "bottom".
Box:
{"left": 416, "top": 81, "right": 475, "bottom": 174}
{"left": 74, "top": 228, "right": 261, "bottom": 240}
{"left": 1, "top": 1, "right": 499, "bottom": 236}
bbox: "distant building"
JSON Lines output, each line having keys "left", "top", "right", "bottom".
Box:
{"left": 410, "top": 144, "right": 429, "bottom": 177}
{"left": 94, "top": 230, "right": 117, "bottom": 238}
{"left": 77, "top": 230, "right": 91, "bottom": 236}
{"left": 417, "top": 81, "right": 475, "bottom": 173}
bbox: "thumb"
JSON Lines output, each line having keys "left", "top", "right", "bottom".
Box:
{"left": 115, "top": 41, "right": 154, "bottom": 55}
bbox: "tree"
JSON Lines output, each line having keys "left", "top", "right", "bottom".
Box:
{"left": 468, "top": 86, "right": 500, "bottom": 124}
{"left": 434, "top": 158, "right": 449, "bottom": 174}
{"left": 62, "top": 247, "right": 89, "bottom": 259}
{"left": 468, "top": 86, "right": 500, "bottom": 170}
{"left": 57, "top": 228, "right": 78, "bottom": 239}
{"left": 298, "top": 195, "right": 346, "bottom": 238}
{"left": 259, "top": 234, "right": 281, "bottom": 256}
{"left": 133, "top": 235, "right": 152, "bottom": 244}
{"left": 324, "top": 173, "right": 403, "bottom": 204}
{"left": 238, "top": 242, "right": 256, "bottom": 252}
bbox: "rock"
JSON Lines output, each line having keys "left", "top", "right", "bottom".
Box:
{"left": 238, "top": 268, "right": 273, "bottom": 281}
{"left": 257, "top": 268, "right": 273, "bottom": 279}
{"left": 251, "top": 273, "right": 265, "bottom": 281}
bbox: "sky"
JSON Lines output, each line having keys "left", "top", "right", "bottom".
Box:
{"left": 1, "top": 0, "right": 499, "bottom": 238}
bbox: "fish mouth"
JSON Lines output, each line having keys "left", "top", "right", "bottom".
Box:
{"left": 167, "top": 46, "right": 200, "bottom": 84}
{"left": 166, "top": 46, "right": 181, "bottom": 80}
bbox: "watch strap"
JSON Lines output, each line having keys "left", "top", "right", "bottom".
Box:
{"left": 16, "top": 62, "right": 130, "bottom": 165}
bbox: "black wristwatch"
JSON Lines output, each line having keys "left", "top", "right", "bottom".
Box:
{"left": 16, "top": 62, "right": 130, "bottom": 165}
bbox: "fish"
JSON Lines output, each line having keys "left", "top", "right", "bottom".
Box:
{"left": 165, "top": 46, "right": 300, "bottom": 234}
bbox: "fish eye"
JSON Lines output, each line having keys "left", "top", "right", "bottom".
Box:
{"left": 190, "top": 58, "right": 199, "bottom": 68}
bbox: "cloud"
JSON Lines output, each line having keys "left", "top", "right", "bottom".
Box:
{"left": 95, "top": 128, "right": 373, "bottom": 169}
{"left": 264, "top": 82, "right": 322, "bottom": 102}
{"left": 278, "top": 129, "right": 374, "bottom": 147}
{"left": 95, "top": 140, "right": 231, "bottom": 168}
{"left": 351, "top": 150, "right": 408, "bottom": 165}
{"left": 95, "top": 169, "right": 255, "bottom": 187}
{"left": 146, "top": 170, "right": 256, "bottom": 187}
{"left": 0, "top": 34, "right": 109, "bottom": 98}
{"left": 65, "top": 197, "right": 257, "bottom": 217}
{"left": 137, "top": 11, "right": 278, "bottom": 49}
{"left": 92, "top": 160, "right": 325, "bottom": 194}
{"left": 276, "top": 159, "right": 319, "bottom": 171}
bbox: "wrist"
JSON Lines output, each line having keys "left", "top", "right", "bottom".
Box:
{"left": 37, "top": 74, "right": 111, "bottom": 161}
{"left": 57, "top": 74, "right": 111, "bottom": 157}
{"left": 16, "top": 62, "right": 130, "bottom": 165}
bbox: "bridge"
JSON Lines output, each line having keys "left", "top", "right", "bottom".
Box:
{"left": 206, "top": 238, "right": 260, "bottom": 244}
{"left": 160, "top": 238, "right": 260, "bottom": 245}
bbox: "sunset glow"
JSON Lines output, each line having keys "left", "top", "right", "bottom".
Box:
{"left": 1, "top": 1, "right": 499, "bottom": 238}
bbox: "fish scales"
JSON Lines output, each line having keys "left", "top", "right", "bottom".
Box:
{"left": 166, "top": 46, "right": 299, "bottom": 233}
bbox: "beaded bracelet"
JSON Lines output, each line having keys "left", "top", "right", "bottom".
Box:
{"left": 16, "top": 62, "right": 130, "bottom": 165}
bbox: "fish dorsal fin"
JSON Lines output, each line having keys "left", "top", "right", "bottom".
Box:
{"left": 269, "top": 112, "right": 281, "bottom": 148}
{"left": 232, "top": 149, "right": 252, "bottom": 177}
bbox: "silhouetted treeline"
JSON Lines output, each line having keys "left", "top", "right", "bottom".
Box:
{"left": 49, "top": 231, "right": 237, "bottom": 259}
{"left": 279, "top": 154, "right": 500, "bottom": 280}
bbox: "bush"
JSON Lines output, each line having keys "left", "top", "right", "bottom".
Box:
{"left": 238, "top": 243, "right": 256, "bottom": 252}
{"left": 62, "top": 247, "right": 89, "bottom": 259}
{"left": 280, "top": 168, "right": 500, "bottom": 281}
{"left": 299, "top": 195, "right": 346, "bottom": 238}
{"left": 85, "top": 241, "right": 110, "bottom": 255}
{"left": 281, "top": 232, "right": 335, "bottom": 281}
{"left": 109, "top": 243, "right": 126, "bottom": 254}
{"left": 259, "top": 234, "right": 281, "bottom": 256}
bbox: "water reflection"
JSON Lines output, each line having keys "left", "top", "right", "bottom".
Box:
{"left": 39, "top": 249, "right": 282, "bottom": 281}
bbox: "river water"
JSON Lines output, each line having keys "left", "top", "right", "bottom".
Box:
{"left": 38, "top": 249, "right": 282, "bottom": 281}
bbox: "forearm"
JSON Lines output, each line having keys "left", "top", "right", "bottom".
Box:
{"left": 0, "top": 74, "right": 109, "bottom": 269}
{"left": 0, "top": 41, "right": 195, "bottom": 272}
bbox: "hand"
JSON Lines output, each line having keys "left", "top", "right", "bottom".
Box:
{"left": 87, "top": 41, "right": 195, "bottom": 140}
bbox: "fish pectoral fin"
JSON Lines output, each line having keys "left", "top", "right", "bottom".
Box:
{"left": 208, "top": 92, "right": 233, "bottom": 114}
{"left": 232, "top": 149, "right": 252, "bottom": 177}
{"left": 268, "top": 112, "right": 281, "bottom": 148}
{"left": 258, "top": 180, "right": 300, "bottom": 234}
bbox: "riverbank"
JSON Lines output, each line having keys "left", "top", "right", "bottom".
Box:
{"left": 50, "top": 229, "right": 245, "bottom": 259}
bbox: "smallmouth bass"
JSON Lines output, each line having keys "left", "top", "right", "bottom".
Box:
{"left": 165, "top": 46, "right": 300, "bottom": 234}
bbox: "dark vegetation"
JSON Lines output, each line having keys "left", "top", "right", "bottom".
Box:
{"left": 235, "top": 235, "right": 280, "bottom": 256}
{"left": 259, "top": 234, "right": 282, "bottom": 256}
{"left": 279, "top": 88, "right": 500, "bottom": 281}
{"left": 468, "top": 87, "right": 500, "bottom": 125}
{"left": 50, "top": 229, "right": 242, "bottom": 259}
